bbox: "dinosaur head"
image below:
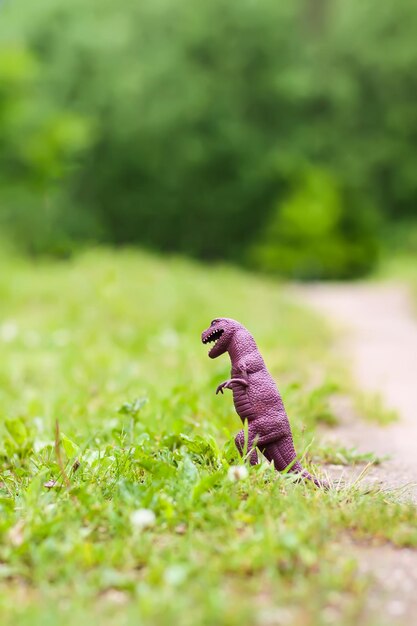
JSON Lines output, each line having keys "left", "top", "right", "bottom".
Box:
{"left": 201, "top": 317, "right": 243, "bottom": 359}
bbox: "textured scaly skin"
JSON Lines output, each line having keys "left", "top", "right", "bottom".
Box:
{"left": 201, "top": 317, "right": 327, "bottom": 488}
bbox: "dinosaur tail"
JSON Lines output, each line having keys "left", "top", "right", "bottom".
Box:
{"left": 262, "top": 440, "right": 330, "bottom": 489}
{"left": 297, "top": 467, "right": 330, "bottom": 490}
{"left": 286, "top": 458, "right": 330, "bottom": 489}
{"left": 287, "top": 460, "right": 330, "bottom": 490}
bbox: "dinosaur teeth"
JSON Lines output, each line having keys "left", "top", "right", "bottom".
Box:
{"left": 202, "top": 328, "right": 224, "bottom": 346}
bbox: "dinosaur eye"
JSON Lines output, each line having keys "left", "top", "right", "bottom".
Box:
{"left": 211, "top": 319, "right": 218, "bottom": 326}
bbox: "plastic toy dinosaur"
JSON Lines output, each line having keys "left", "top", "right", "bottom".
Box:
{"left": 201, "top": 317, "right": 328, "bottom": 488}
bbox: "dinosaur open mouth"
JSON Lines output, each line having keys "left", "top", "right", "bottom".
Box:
{"left": 202, "top": 328, "right": 224, "bottom": 348}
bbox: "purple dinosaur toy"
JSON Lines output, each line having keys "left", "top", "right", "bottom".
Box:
{"left": 201, "top": 317, "right": 328, "bottom": 488}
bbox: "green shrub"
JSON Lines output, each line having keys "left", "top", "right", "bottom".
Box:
{"left": 248, "top": 169, "right": 378, "bottom": 279}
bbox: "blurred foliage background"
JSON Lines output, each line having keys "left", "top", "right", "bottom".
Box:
{"left": 0, "top": 0, "right": 416, "bottom": 279}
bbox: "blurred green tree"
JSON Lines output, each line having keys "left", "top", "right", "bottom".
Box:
{"left": 0, "top": 0, "right": 415, "bottom": 276}
{"left": 0, "top": 44, "right": 91, "bottom": 255}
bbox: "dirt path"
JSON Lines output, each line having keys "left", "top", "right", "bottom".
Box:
{"left": 295, "top": 282, "right": 417, "bottom": 625}
{"left": 297, "top": 282, "right": 417, "bottom": 499}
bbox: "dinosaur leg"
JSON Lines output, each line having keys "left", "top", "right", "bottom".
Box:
{"left": 262, "top": 438, "right": 303, "bottom": 472}
{"left": 235, "top": 430, "right": 258, "bottom": 466}
{"left": 263, "top": 437, "right": 329, "bottom": 489}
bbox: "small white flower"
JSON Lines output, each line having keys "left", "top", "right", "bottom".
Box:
{"left": 228, "top": 465, "right": 248, "bottom": 482}
{"left": 33, "top": 416, "right": 45, "bottom": 433}
{"left": 102, "top": 589, "right": 128, "bottom": 605}
{"left": 23, "top": 330, "right": 40, "bottom": 348}
{"left": 1, "top": 321, "right": 18, "bottom": 343}
{"left": 8, "top": 520, "right": 25, "bottom": 547}
{"left": 34, "top": 440, "right": 54, "bottom": 453}
{"left": 164, "top": 565, "right": 187, "bottom": 586}
{"left": 158, "top": 328, "right": 179, "bottom": 348}
{"left": 53, "top": 329, "right": 70, "bottom": 347}
{"left": 130, "top": 508, "right": 156, "bottom": 530}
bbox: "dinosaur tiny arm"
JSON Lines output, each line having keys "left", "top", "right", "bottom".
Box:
{"left": 216, "top": 378, "right": 249, "bottom": 395}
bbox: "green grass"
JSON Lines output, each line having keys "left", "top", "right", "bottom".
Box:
{"left": 354, "top": 391, "right": 398, "bottom": 425}
{"left": 380, "top": 252, "right": 417, "bottom": 310}
{"left": 311, "top": 442, "right": 385, "bottom": 466}
{"left": 0, "top": 248, "right": 416, "bottom": 626}
{"left": 377, "top": 221, "right": 417, "bottom": 305}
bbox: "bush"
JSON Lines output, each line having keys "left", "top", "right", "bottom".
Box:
{"left": 248, "top": 169, "right": 378, "bottom": 279}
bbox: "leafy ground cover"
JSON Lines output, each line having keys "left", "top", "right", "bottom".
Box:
{"left": 0, "top": 248, "right": 416, "bottom": 626}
